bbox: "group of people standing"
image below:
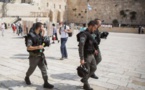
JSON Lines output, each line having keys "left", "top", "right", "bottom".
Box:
{"left": 11, "top": 23, "right": 23, "bottom": 36}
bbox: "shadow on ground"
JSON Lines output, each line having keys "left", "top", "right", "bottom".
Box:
{"left": 0, "top": 80, "right": 40, "bottom": 89}
{"left": 54, "top": 83, "right": 83, "bottom": 90}
{"left": 0, "top": 80, "right": 83, "bottom": 90}
{"left": 12, "top": 37, "right": 24, "bottom": 39}
{"left": 51, "top": 73, "right": 80, "bottom": 80}
{"left": 10, "top": 54, "right": 29, "bottom": 60}
{"left": 10, "top": 56, "right": 28, "bottom": 60}
{"left": 46, "top": 57, "right": 60, "bottom": 60}
{"left": 14, "top": 54, "right": 29, "bottom": 56}
{"left": 10, "top": 54, "right": 59, "bottom": 61}
{"left": 67, "top": 47, "right": 78, "bottom": 50}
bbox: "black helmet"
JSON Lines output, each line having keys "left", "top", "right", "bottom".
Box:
{"left": 77, "top": 64, "right": 88, "bottom": 77}
{"left": 43, "top": 36, "right": 50, "bottom": 47}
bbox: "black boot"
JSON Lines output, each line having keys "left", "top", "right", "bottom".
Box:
{"left": 25, "top": 76, "right": 31, "bottom": 85}
{"left": 91, "top": 74, "right": 99, "bottom": 79}
{"left": 43, "top": 81, "right": 54, "bottom": 89}
{"left": 83, "top": 83, "right": 93, "bottom": 90}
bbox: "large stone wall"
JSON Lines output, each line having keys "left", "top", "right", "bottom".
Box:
{"left": 6, "top": 3, "right": 39, "bottom": 17}
{"left": 0, "top": 0, "right": 67, "bottom": 23}
{"left": 67, "top": 0, "right": 145, "bottom": 25}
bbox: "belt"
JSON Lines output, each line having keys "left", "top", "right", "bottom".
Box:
{"left": 29, "top": 52, "right": 42, "bottom": 56}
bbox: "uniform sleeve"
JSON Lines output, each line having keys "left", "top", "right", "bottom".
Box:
{"left": 95, "top": 30, "right": 101, "bottom": 45}
{"left": 27, "top": 38, "right": 33, "bottom": 47}
{"left": 91, "top": 33, "right": 99, "bottom": 50}
{"left": 78, "top": 33, "right": 87, "bottom": 60}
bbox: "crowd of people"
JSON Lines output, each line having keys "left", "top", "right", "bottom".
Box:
{"left": 11, "top": 23, "right": 23, "bottom": 36}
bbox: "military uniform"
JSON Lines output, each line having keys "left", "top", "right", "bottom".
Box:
{"left": 94, "top": 29, "right": 102, "bottom": 65}
{"left": 26, "top": 32, "right": 48, "bottom": 82}
{"left": 78, "top": 29, "right": 97, "bottom": 89}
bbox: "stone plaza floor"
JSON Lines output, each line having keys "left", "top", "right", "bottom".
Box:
{"left": 0, "top": 30, "right": 145, "bottom": 90}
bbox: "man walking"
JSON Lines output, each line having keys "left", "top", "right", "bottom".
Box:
{"left": 78, "top": 21, "right": 98, "bottom": 90}
{"left": 25, "top": 22, "right": 54, "bottom": 89}
{"left": 59, "top": 22, "right": 71, "bottom": 60}
{"left": 90, "top": 19, "right": 102, "bottom": 79}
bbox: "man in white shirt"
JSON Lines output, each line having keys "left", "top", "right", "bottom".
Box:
{"left": 59, "top": 22, "right": 71, "bottom": 60}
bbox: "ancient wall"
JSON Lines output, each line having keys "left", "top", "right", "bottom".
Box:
{"left": 40, "top": 0, "right": 67, "bottom": 23}
{"left": 6, "top": 3, "right": 39, "bottom": 17}
{"left": 0, "top": 0, "right": 67, "bottom": 23}
{"left": 67, "top": 0, "right": 145, "bottom": 25}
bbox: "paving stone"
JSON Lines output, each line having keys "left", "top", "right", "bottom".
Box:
{"left": 123, "top": 71, "right": 141, "bottom": 78}
{"left": 127, "top": 83, "right": 145, "bottom": 90}
{"left": 107, "top": 79, "right": 128, "bottom": 87}
{"left": 0, "top": 30, "right": 145, "bottom": 90}
{"left": 117, "top": 86, "right": 135, "bottom": 90}
{"left": 107, "top": 73, "right": 130, "bottom": 80}
{"left": 90, "top": 80, "right": 118, "bottom": 90}
{"left": 141, "top": 74, "right": 145, "bottom": 79}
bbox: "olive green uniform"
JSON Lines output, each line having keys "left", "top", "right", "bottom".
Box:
{"left": 26, "top": 33, "right": 48, "bottom": 81}
{"left": 78, "top": 30, "right": 97, "bottom": 84}
{"left": 94, "top": 30, "right": 102, "bottom": 65}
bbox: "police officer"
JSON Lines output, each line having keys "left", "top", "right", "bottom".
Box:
{"left": 90, "top": 19, "right": 102, "bottom": 79}
{"left": 78, "top": 21, "right": 98, "bottom": 90}
{"left": 24, "top": 22, "right": 54, "bottom": 89}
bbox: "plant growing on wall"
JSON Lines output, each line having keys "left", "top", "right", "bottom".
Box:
{"left": 112, "top": 19, "right": 119, "bottom": 27}
{"left": 72, "top": 8, "right": 77, "bottom": 11}
{"left": 130, "top": 11, "right": 137, "bottom": 22}
{"left": 120, "top": 10, "right": 127, "bottom": 18}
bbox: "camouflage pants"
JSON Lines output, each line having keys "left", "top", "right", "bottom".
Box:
{"left": 83, "top": 54, "right": 97, "bottom": 83}
{"left": 26, "top": 55, "right": 48, "bottom": 81}
{"left": 94, "top": 47, "right": 102, "bottom": 65}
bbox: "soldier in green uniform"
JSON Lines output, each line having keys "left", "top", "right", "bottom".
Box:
{"left": 24, "top": 22, "right": 54, "bottom": 89}
{"left": 90, "top": 19, "right": 102, "bottom": 79}
{"left": 78, "top": 21, "right": 98, "bottom": 90}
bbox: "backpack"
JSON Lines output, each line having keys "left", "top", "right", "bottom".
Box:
{"left": 100, "top": 32, "right": 109, "bottom": 39}
{"left": 25, "top": 32, "right": 37, "bottom": 47}
{"left": 43, "top": 36, "right": 50, "bottom": 47}
{"left": 24, "top": 23, "right": 37, "bottom": 46}
{"left": 29, "top": 23, "right": 36, "bottom": 33}
{"left": 68, "top": 32, "right": 73, "bottom": 37}
{"left": 64, "top": 25, "right": 73, "bottom": 37}
{"left": 76, "top": 31, "right": 89, "bottom": 42}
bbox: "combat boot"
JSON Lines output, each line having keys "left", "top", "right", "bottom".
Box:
{"left": 43, "top": 81, "right": 54, "bottom": 89}
{"left": 91, "top": 74, "right": 99, "bottom": 79}
{"left": 25, "top": 76, "right": 31, "bottom": 85}
{"left": 83, "top": 83, "right": 93, "bottom": 90}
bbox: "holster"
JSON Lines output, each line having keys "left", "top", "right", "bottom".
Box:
{"left": 41, "top": 53, "right": 48, "bottom": 68}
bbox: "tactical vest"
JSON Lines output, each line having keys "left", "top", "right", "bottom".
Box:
{"left": 77, "top": 30, "right": 96, "bottom": 54}
{"left": 27, "top": 32, "right": 43, "bottom": 53}
{"left": 83, "top": 30, "right": 96, "bottom": 54}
